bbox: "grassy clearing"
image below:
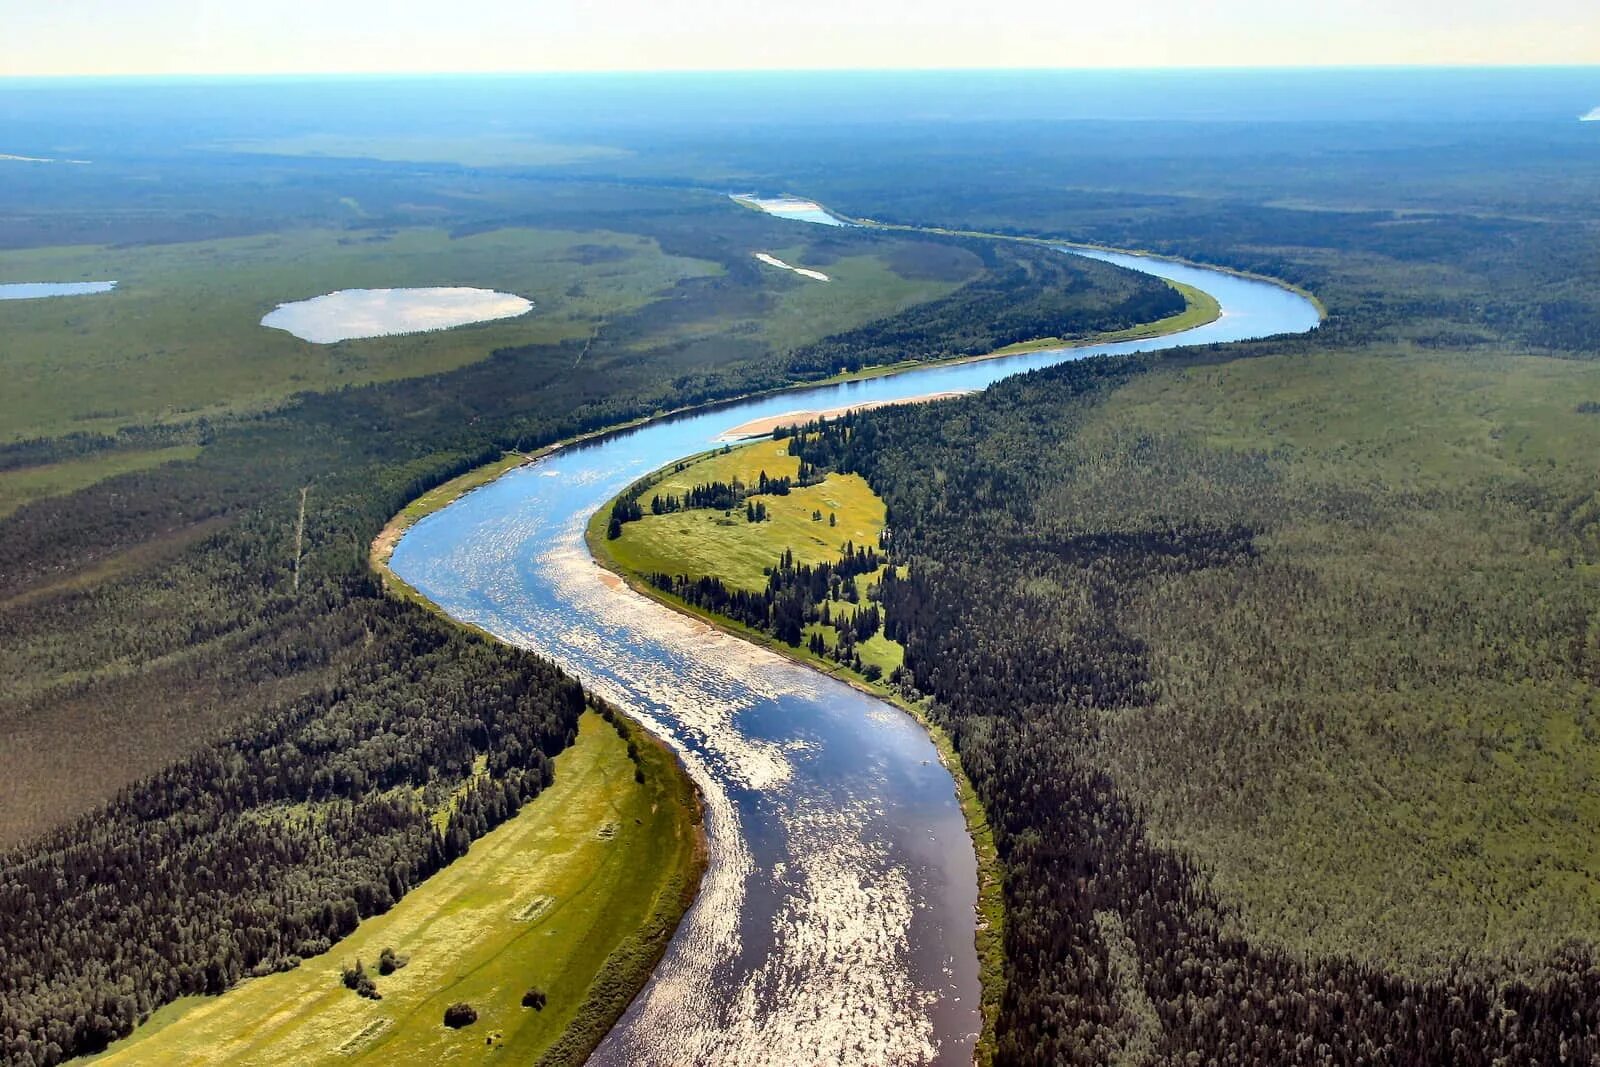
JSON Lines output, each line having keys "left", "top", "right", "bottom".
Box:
{"left": 0, "top": 226, "right": 715, "bottom": 440}
{"left": 91, "top": 711, "right": 703, "bottom": 1067}
{"left": 1081, "top": 347, "right": 1600, "bottom": 972}
{"left": 0, "top": 444, "right": 200, "bottom": 519}
{"left": 603, "top": 440, "right": 885, "bottom": 591}
{"left": 587, "top": 441, "right": 1004, "bottom": 1063}
{"left": 753, "top": 244, "right": 970, "bottom": 354}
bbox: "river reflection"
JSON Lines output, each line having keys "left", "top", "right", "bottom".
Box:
{"left": 389, "top": 241, "right": 1319, "bottom": 1065}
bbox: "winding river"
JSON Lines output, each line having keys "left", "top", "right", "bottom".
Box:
{"left": 388, "top": 226, "right": 1321, "bottom": 1065}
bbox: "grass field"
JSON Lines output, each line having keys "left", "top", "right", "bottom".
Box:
{"left": 91, "top": 711, "right": 702, "bottom": 1067}
{"left": 0, "top": 226, "right": 715, "bottom": 440}
{"left": 586, "top": 439, "right": 998, "bottom": 1062}
{"left": 1080, "top": 347, "right": 1600, "bottom": 972}
{"left": 0, "top": 444, "right": 201, "bottom": 518}
{"left": 751, "top": 242, "right": 971, "bottom": 354}
{"left": 603, "top": 440, "right": 886, "bottom": 592}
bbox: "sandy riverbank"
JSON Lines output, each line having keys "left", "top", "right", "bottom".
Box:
{"left": 717, "top": 389, "right": 973, "bottom": 440}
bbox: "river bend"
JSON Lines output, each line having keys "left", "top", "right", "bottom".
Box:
{"left": 389, "top": 237, "right": 1321, "bottom": 1065}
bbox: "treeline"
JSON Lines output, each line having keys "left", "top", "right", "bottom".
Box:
{"left": 0, "top": 592, "right": 582, "bottom": 1066}
{"left": 609, "top": 468, "right": 815, "bottom": 537}
{"left": 783, "top": 238, "right": 1184, "bottom": 376}
{"left": 648, "top": 542, "right": 883, "bottom": 648}
{"left": 787, "top": 356, "right": 1600, "bottom": 1066}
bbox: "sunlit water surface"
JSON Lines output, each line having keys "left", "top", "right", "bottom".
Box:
{"left": 390, "top": 232, "right": 1319, "bottom": 1065}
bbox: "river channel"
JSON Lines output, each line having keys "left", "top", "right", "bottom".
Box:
{"left": 388, "top": 223, "right": 1321, "bottom": 1065}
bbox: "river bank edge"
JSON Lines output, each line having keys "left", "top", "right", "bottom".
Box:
{"left": 369, "top": 477, "right": 711, "bottom": 1067}
{"left": 367, "top": 245, "right": 1230, "bottom": 579}
{"left": 580, "top": 472, "right": 1006, "bottom": 1067}
{"left": 365, "top": 250, "right": 1234, "bottom": 1067}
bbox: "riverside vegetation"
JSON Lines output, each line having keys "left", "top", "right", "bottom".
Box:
{"left": 614, "top": 338, "right": 1600, "bottom": 1064}
{"left": 89, "top": 710, "right": 703, "bottom": 1066}
{"left": 577, "top": 116, "right": 1600, "bottom": 1062}
{"left": 7, "top": 79, "right": 1600, "bottom": 1066}
{"left": 0, "top": 157, "right": 1180, "bottom": 1065}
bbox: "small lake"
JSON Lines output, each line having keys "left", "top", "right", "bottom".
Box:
{"left": 0, "top": 281, "right": 116, "bottom": 300}
{"left": 390, "top": 232, "right": 1321, "bottom": 1065}
{"left": 260, "top": 286, "right": 532, "bottom": 343}
{"left": 733, "top": 194, "right": 852, "bottom": 227}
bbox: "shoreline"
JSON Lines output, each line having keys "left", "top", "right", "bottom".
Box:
{"left": 368, "top": 265, "right": 1222, "bottom": 576}
{"left": 366, "top": 220, "right": 1314, "bottom": 1067}
{"left": 581, "top": 451, "right": 1006, "bottom": 1066}
{"left": 717, "top": 390, "right": 973, "bottom": 440}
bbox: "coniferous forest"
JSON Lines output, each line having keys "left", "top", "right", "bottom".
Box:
{"left": 5, "top": 74, "right": 1600, "bottom": 1067}
{"left": 784, "top": 341, "right": 1600, "bottom": 1064}
{"left": 0, "top": 160, "right": 1174, "bottom": 1064}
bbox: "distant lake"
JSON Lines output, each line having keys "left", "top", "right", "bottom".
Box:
{"left": 733, "top": 194, "right": 851, "bottom": 227}
{"left": 260, "top": 287, "right": 532, "bottom": 343}
{"left": 0, "top": 281, "right": 116, "bottom": 300}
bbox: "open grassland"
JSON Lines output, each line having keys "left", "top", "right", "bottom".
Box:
{"left": 749, "top": 242, "right": 972, "bottom": 353}
{"left": 91, "top": 711, "right": 702, "bottom": 1067}
{"left": 0, "top": 226, "right": 715, "bottom": 440}
{"left": 1081, "top": 348, "right": 1600, "bottom": 972}
{"left": 0, "top": 444, "right": 200, "bottom": 519}
{"left": 605, "top": 238, "right": 976, "bottom": 360}
{"left": 585, "top": 441, "right": 998, "bottom": 1062}
{"left": 602, "top": 440, "right": 886, "bottom": 591}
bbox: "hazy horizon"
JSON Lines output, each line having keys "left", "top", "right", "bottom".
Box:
{"left": 3, "top": 0, "right": 1597, "bottom": 78}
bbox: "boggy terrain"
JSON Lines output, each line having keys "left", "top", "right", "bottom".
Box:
{"left": 568, "top": 113, "right": 1600, "bottom": 1061}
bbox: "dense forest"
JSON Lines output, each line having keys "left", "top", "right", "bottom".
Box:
{"left": 781, "top": 237, "right": 1183, "bottom": 375}
{"left": 1, "top": 603, "right": 580, "bottom": 1066}
{"left": 6, "top": 86, "right": 1600, "bottom": 1065}
{"left": 783, "top": 341, "right": 1600, "bottom": 1064}
{"left": 0, "top": 170, "right": 1173, "bottom": 1063}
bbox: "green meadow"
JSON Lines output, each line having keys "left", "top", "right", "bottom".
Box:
{"left": 0, "top": 445, "right": 201, "bottom": 520}
{"left": 595, "top": 439, "right": 906, "bottom": 678}
{"left": 602, "top": 440, "right": 883, "bottom": 590}
{"left": 91, "top": 711, "right": 701, "bottom": 1067}
{"left": 0, "top": 226, "right": 715, "bottom": 440}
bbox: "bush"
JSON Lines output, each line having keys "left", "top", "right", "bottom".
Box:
{"left": 521, "top": 987, "right": 548, "bottom": 1010}
{"left": 443, "top": 1002, "right": 477, "bottom": 1029}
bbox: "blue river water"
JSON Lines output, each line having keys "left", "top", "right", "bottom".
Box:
{"left": 389, "top": 231, "right": 1320, "bottom": 1065}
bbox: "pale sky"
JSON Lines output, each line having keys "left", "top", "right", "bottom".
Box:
{"left": 2, "top": 0, "right": 1597, "bottom": 77}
